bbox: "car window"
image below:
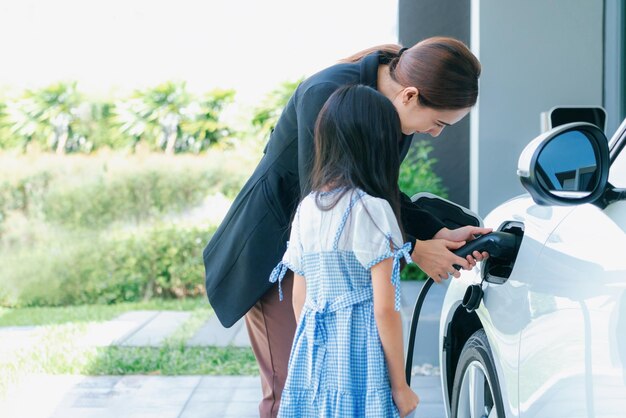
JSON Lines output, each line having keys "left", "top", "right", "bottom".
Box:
{"left": 610, "top": 142, "right": 625, "bottom": 187}
{"left": 537, "top": 131, "right": 598, "bottom": 192}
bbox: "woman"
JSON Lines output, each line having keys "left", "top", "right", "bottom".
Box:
{"left": 202, "top": 36, "right": 490, "bottom": 418}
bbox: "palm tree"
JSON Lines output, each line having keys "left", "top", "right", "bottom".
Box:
{"left": 36, "top": 82, "right": 81, "bottom": 154}
{"left": 4, "top": 97, "right": 42, "bottom": 152}
{"left": 113, "top": 98, "right": 151, "bottom": 152}
{"left": 251, "top": 78, "right": 302, "bottom": 140}
{"left": 0, "top": 100, "right": 10, "bottom": 149}
{"left": 139, "top": 81, "right": 191, "bottom": 155}
{"left": 179, "top": 89, "right": 235, "bottom": 153}
{"left": 7, "top": 82, "right": 82, "bottom": 154}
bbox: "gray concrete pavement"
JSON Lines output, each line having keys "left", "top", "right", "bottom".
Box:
{"left": 1, "top": 374, "right": 444, "bottom": 418}
{"left": 187, "top": 314, "right": 250, "bottom": 348}
{"left": 401, "top": 279, "right": 449, "bottom": 368}
{"left": 1, "top": 375, "right": 260, "bottom": 418}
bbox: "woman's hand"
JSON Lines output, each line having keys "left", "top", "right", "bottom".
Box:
{"left": 411, "top": 239, "right": 469, "bottom": 282}
{"left": 392, "top": 384, "right": 419, "bottom": 417}
{"left": 433, "top": 226, "right": 492, "bottom": 268}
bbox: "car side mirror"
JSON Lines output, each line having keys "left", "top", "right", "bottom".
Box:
{"left": 517, "top": 122, "right": 610, "bottom": 206}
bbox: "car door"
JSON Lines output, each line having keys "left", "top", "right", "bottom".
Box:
{"left": 477, "top": 195, "right": 577, "bottom": 417}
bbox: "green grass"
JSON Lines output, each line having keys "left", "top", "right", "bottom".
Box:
{"left": 0, "top": 300, "right": 258, "bottom": 399}
{"left": 84, "top": 346, "right": 258, "bottom": 376}
{"left": 0, "top": 298, "right": 210, "bottom": 326}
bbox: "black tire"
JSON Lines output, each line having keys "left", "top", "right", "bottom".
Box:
{"left": 450, "top": 329, "right": 505, "bottom": 418}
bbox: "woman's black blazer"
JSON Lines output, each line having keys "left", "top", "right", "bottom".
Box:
{"left": 203, "top": 52, "right": 444, "bottom": 327}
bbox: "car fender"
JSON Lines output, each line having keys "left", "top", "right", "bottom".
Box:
{"left": 440, "top": 194, "right": 577, "bottom": 418}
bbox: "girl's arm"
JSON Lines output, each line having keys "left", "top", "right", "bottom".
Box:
{"left": 372, "top": 257, "right": 419, "bottom": 417}
{"left": 292, "top": 273, "right": 306, "bottom": 325}
{"left": 371, "top": 257, "right": 406, "bottom": 388}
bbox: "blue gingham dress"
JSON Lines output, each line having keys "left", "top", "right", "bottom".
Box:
{"left": 269, "top": 189, "right": 413, "bottom": 418}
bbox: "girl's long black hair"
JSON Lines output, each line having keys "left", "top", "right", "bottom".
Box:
{"left": 310, "top": 84, "right": 404, "bottom": 238}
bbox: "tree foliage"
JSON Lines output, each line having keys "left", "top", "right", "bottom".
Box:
{"left": 0, "top": 81, "right": 235, "bottom": 153}
{"left": 251, "top": 78, "right": 303, "bottom": 140}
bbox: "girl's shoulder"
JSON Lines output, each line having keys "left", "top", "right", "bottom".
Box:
{"left": 353, "top": 191, "right": 394, "bottom": 214}
{"left": 350, "top": 191, "right": 400, "bottom": 237}
{"left": 300, "top": 188, "right": 393, "bottom": 218}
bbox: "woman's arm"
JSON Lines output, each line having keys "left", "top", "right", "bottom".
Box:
{"left": 399, "top": 192, "right": 445, "bottom": 241}
{"left": 292, "top": 273, "right": 306, "bottom": 325}
{"left": 371, "top": 257, "right": 419, "bottom": 417}
{"left": 401, "top": 192, "right": 493, "bottom": 280}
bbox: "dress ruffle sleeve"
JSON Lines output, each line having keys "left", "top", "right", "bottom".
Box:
{"left": 269, "top": 204, "right": 305, "bottom": 301}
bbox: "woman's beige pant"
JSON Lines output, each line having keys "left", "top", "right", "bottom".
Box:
{"left": 245, "top": 272, "right": 296, "bottom": 418}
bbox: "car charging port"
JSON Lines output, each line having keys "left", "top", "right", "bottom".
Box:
{"left": 451, "top": 221, "right": 524, "bottom": 284}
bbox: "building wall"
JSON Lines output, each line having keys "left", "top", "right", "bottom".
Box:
{"left": 471, "top": 0, "right": 604, "bottom": 216}
{"left": 399, "top": 0, "right": 606, "bottom": 216}
{"left": 605, "top": 0, "right": 626, "bottom": 136}
{"left": 398, "top": 0, "right": 472, "bottom": 207}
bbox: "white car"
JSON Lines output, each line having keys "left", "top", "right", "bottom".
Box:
{"left": 408, "top": 117, "right": 626, "bottom": 418}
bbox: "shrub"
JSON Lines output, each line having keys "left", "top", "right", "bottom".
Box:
{"left": 0, "top": 153, "right": 248, "bottom": 230}
{"left": 0, "top": 224, "right": 215, "bottom": 307}
{"left": 42, "top": 167, "right": 223, "bottom": 228}
{"left": 399, "top": 140, "right": 448, "bottom": 281}
{"left": 399, "top": 139, "right": 447, "bottom": 199}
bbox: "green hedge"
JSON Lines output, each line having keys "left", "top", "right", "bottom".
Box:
{"left": 41, "top": 168, "right": 241, "bottom": 229}
{"left": 0, "top": 153, "right": 247, "bottom": 230}
{"left": 0, "top": 150, "right": 258, "bottom": 307}
{"left": 0, "top": 224, "right": 215, "bottom": 307}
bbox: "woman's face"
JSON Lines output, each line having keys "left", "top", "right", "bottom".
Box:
{"left": 393, "top": 87, "right": 471, "bottom": 137}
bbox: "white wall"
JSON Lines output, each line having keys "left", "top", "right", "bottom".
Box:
{"left": 470, "top": 0, "right": 604, "bottom": 216}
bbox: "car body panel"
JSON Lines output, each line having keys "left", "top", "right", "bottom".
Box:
{"left": 439, "top": 119, "right": 626, "bottom": 417}
{"left": 519, "top": 202, "right": 626, "bottom": 416}
{"left": 441, "top": 199, "right": 626, "bottom": 417}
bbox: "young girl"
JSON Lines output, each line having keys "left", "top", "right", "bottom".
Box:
{"left": 270, "top": 84, "right": 420, "bottom": 417}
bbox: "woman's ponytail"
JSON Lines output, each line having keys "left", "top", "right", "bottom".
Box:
{"left": 340, "top": 44, "right": 402, "bottom": 63}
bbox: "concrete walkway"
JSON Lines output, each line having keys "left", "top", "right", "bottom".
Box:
{"left": 2, "top": 375, "right": 262, "bottom": 418}
{"left": 0, "top": 281, "right": 449, "bottom": 418}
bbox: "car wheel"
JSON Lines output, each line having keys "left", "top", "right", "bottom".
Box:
{"left": 451, "top": 329, "right": 505, "bottom": 418}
